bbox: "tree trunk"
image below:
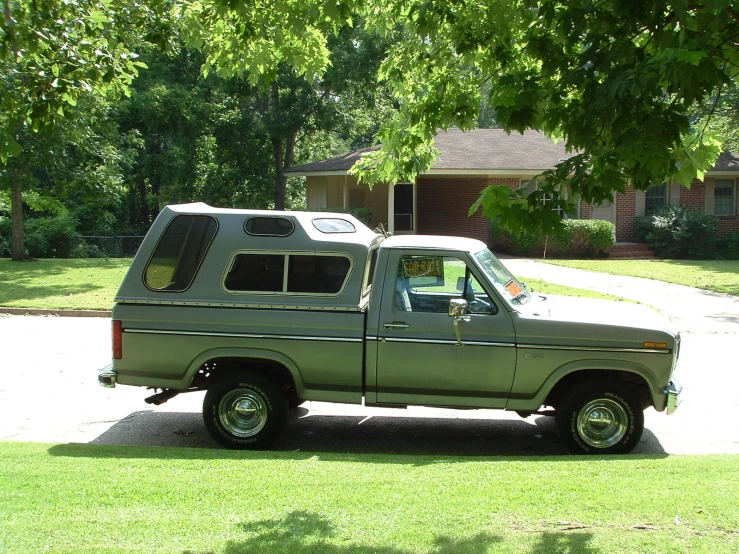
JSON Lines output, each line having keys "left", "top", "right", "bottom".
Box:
{"left": 273, "top": 137, "right": 286, "bottom": 210}
{"left": 10, "top": 177, "right": 25, "bottom": 261}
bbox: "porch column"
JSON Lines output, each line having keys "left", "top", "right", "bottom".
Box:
{"left": 387, "top": 182, "right": 395, "bottom": 233}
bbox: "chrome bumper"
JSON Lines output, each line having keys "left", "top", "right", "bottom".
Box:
{"left": 664, "top": 379, "right": 682, "bottom": 415}
{"left": 98, "top": 364, "right": 116, "bottom": 388}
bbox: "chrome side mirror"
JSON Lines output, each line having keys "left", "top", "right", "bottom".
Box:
{"left": 448, "top": 298, "right": 468, "bottom": 317}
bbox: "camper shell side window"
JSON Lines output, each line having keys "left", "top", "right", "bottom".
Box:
{"left": 223, "top": 252, "right": 353, "bottom": 296}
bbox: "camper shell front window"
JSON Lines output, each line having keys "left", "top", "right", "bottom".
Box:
{"left": 244, "top": 216, "right": 295, "bottom": 237}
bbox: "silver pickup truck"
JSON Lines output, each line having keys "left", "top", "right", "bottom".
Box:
{"left": 99, "top": 203, "right": 681, "bottom": 454}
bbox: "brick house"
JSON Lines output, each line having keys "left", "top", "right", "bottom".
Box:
{"left": 286, "top": 128, "right": 739, "bottom": 243}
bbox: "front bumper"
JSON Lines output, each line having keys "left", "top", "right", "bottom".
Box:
{"left": 98, "top": 364, "right": 116, "bottom": 388}
{"left": 664, "top": 379, "right": 682, "bottom": 415}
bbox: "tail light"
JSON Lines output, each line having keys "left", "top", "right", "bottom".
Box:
{"left": 112, "top": 320, "right": 123, "bottom": 359}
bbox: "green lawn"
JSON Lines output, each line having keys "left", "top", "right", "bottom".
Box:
{"left": 0, "top": 259, "right": 627, "bottom": 311}
{"left": 0, "top": 442, "right": 737, "bottom": 553}
{"left": 517, "top": 276, "right": 635, "bottom": 303}
{"left": 0, "top": 258, "right": 130, "bottom": 310}
{"left": 543, "top": 259, "right": 739, "bottom": 296}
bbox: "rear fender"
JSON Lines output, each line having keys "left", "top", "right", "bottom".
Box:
{"left": 185, "top": 348, "right": 306, "bottom": 395}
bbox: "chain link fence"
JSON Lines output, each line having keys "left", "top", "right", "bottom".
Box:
{"left": 72, "top": 235, "right": 146, "bottom": 258}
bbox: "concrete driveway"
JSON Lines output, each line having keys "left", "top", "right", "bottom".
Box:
{"left": 504, "top": 258, "right": 739, "bottom": 334}
{"left": 1, "top": 304, "right": 737, "bottom": 455}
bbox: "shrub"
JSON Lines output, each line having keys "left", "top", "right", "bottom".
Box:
{"left": 23, "top": 215, "right": 77, "bottom": 258}
{"left": 307, "top": 206, "right": 373, "bottom": 225}
{"left": 716, "top": 231, "right": 739, "bottom": 260}
{"left": 635, "top": 206, "right": 719, "bottom": 259}
{"left": 71, "top": 242, "right": 108, "bottom": 258}
{"left": 490, "top": 219, "right": 615, "bottom": 258}
{"left": 0, "top": 217, "right": 10, "bottom": 257}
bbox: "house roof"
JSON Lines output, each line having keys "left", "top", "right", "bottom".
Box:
{"left": 285, "top": 128, "right": 739, "bottom": 176}
{"left": 711, "top": 151, "right": 739, "bottom": 172}
{"left": 285, "top": 129, "right": 572, "bottom": 176}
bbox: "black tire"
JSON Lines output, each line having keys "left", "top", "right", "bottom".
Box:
{"left": 288, "top": 397, "right": 305, "bottom": 410}
{"left": 555, "top": 380, "right": 644, "bottom": 454}
{"left": 203, "top": 372, "right": 287, "bottom": 449}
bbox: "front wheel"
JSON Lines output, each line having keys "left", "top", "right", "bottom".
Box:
{"left": 555, "top": 381, "right": 644, "bottom": 454}
{"left": 203, "top": 372, "right": 287, "bottom": 449}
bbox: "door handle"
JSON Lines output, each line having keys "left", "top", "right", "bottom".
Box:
{"left": 383, "top": 322, "right": 410, "bottom": 330}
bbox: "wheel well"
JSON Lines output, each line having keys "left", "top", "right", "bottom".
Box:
{"left": 544, "top": 369, "right": 651, "bottom": 409}
{"left": 190, "top": 357, "right": 297, "bottom": 397}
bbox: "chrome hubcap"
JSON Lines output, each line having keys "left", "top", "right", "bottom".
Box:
{"left": 219, "top": 389, "right": 268, "bottom": 437}
{"left": 577, "top": 398, "right": 628, "bottom": 448}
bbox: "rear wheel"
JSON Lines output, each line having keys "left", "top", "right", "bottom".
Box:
{"left": 203, "top": 372, "right": 287, "bottom": 449}
{"left": 555, "top": 380, "right": 644, "bottom": 454}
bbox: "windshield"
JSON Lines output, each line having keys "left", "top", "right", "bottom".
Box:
{"left": 473, "top": 249, "right": 530, "bottom": 305}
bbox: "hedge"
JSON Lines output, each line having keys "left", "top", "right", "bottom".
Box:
{"left": 491, "top": 219, "right": 616, "bottom": 258}
{"left": 634, "top": 205, "right": 719, "bottom": 259}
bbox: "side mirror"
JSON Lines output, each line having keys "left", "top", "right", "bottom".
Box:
{"left": 448, "top": 298, "right": 468, "bottom": 317}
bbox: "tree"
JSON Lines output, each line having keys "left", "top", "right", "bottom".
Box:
{"left": 0, "top": 0, "right": 164, "bottom": 259}
{"left": 183, "top": 0, "right": 739, "bottom": 233}
{"left": 182, "top": 10, "right": 393, "bottom": 210}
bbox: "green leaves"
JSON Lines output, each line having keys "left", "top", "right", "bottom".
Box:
{"left": 1, "top": 0, "right": 168, "bottom": 162}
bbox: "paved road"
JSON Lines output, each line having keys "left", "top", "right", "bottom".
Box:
{"left": 1, "top": 313, "right": 737, "bottom": 455}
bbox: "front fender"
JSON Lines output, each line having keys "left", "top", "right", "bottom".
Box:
{"left": 506, "top": 356, "right": 660, "bottom": 411}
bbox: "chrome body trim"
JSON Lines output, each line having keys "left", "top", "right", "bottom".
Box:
{"left": 383, "top": 337, "right": 516, "bottom": 347}
{"left": 98, "top": 364, "right": 116, "bottom": 388}
{"left": 518, "top": 343, "right": 671, "bottom": 354}
{"left": 664, "top": 379, "right": 682, "bottom": 415}
{"left": 114, "top": 299, "right": 364, "bottom": 312}
{"left": 124, "top": 328, "right": 363, "bottom": 343}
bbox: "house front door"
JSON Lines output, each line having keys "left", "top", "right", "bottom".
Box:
{"left": 591, "top": 199, "right": 616, "bottom": 223}
{"left": 393, "top": 183, "right": 414, "bottom": 233}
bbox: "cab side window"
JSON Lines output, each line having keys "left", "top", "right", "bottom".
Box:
{"left": 394, "top": 255, "right": 497, "bottom": 315}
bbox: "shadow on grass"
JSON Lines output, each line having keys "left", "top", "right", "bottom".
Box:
{"left": 0, "top": 258, "right": 128, "bottom": 305}
{"left": 47, "top": 408, "right": 667, "bottom": 463}
{"left": 180, "top": 510, "right": 597, "bottom": 554}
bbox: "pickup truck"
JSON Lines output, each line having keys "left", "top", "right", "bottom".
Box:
{"left": 99, "top": 203, "right": 682, "bottom": 454}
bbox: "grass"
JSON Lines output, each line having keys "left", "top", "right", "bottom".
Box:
{"left": 0, "top": 442, "right": 737, "bottom": 553}
{"left": 517, "top": 276, "right": 634, "bottom": 302}
{"left": 542, "top": 259, "right": 739, "bottom": 296}
{"left": 0, "top": 258, "right": 130, "bottom": 310}
{"left": 0, "top": 258, "right": 627, "bottom": 311}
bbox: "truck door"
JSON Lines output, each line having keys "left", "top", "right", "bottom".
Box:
{"left": 374, "top": 251, "right": 517, "bottom": 408}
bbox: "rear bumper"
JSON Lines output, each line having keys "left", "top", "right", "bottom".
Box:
{"left": 98, "top": 364, "right": 116, "bottom": 388}
{"left": 664, "top": 379, "right": 682, "bottom": 415}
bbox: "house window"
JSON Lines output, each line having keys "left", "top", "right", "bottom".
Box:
{"left": 645, "top": 184, "right": 667, "bottom": 214}
{"left": 715, "top": 179, "right": 736, "bottom": 216}
{"left": 541, "top": 191, "right": 566, "bottom": 218}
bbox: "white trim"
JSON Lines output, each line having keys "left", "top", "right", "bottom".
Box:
{"left": 413, "top": 180, "right": 418, "bottom": 234}
{"left": 126, "top": 329, "right": 363, "bottom": 342}
{"left": 705, "top": 179, "right": 715, "bottom": 215}
{"left": 285, "top": 168, "right": 552, "bottom": 178}
{"left": 387, "top": 182, "right": 395, "bottom": 234}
